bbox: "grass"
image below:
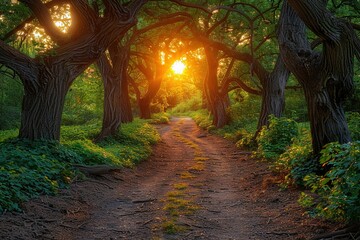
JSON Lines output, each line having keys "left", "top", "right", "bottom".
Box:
{"left": 0, "top": 118, "right": 160, "bottom": 213}
{"left": 180, "top": 171, "right": 196, "bottom": 179}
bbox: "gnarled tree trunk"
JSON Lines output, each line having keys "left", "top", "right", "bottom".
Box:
{"left": 257, "top": 56, "right": 290, "bottom": 130}
{"left": 204, "top": 46, "right": 230, "bottom": 128}
{"left": 120, "top": 74, "right": 133, "bottom": 123}
{"left": 0, "top": 0, "right": 147, "bottom": 141}
{"left": 19, "top": 65, "right": 69, "bottom": 140}
{"left": 278, "top": 0, "right": 358, "bottom": 155}
{"left": 96, "top": 44, "right": 133, "bottom": 141}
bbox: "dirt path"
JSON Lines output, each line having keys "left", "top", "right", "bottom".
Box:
{"left": 0, "top": 117, "right": 339, "bottom": 239}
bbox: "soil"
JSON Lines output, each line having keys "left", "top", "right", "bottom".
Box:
{"left": 0, "top": 117, "right": 348, "bottom": 240}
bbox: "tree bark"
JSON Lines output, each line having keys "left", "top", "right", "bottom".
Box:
{"left": 257, "top": 56, "right": 290, "bottom": 130}
{"left": 120, "top": 74, "right": 133, "bottom": 123}
{"left": 0, "top": 0, "right": 147, "bottom": 140}
{"left": 278, "top": 0, "right": 358, "bottom": 155}
{"left": 19, "top": 66, "right": 69, "bottom": 140}
{"left": 96, "top": 44, "right": 133, "bottom": 141}
{"left": 204, "top": 46, "right": 230, "bottom": 128}
{"left": 137, "top": 64, "right": 163, "bottom": 119}
{"left": 139, "top": 97, "right": 152, "bottom": 119}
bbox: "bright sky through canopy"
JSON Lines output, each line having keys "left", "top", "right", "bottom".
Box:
{"left": 171, "top": 60, "right": 186, "bottom": 74}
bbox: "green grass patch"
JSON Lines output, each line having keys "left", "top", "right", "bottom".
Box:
{"left": 162, "top": 219, "right": 187, "bottom": 234}
{"left": 173, "top": 183, "right": 188, "bottom": 190}
{"left": 0, "top": 118, "right": 160, "bottom": 213}
{"left": 147, "top": 112, "right": 170, "bottom": 124}
{"left": 180, "top": 171, "right": 195, "bottom": 179}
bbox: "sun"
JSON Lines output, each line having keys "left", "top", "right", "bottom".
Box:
{"left": 171, "top": 60, "right": 186, "bottom": 75}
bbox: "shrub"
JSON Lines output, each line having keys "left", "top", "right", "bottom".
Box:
{"left": 148, "top": 112, "right": 170, "bottom": 124}
{"left": 299, "top": 141, "right": 360, "bottom": 222}
{"left": 256, "top": 115, "right": 298, "bottom": 160}
{"left": 190, "top": 109, "right": 214, "bottom": 131}
{"left": 0, "top": 119, "right": 160, "bottom": 213}
{"left": 346, "top": 111, "right": 360, "bottom": 141}
{"left": 169, "top": 94, "right": 203, "bottom": 114}
{"left": 0, "top": 139, "right": 76, "bottom": 212}
{"left": 274, "top": 129, "right": 316, "bottom": 186}
{"left": 235, "top": 129, "right": 257, "bottom": 150}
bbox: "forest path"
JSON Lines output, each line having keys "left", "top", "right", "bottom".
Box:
{"left": 0, "top": 117, "right": 337, "bottom": 239}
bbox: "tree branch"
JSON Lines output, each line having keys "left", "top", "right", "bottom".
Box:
{"left": 287, "top": 0, "right": 341, "bottom": 43}
{"left": 0, "top": 40, "right": 40, "bottom": 93}
{"left": 222, "top": 76, "right": 262, "bottom": 96}
{"left": 19, "top": 0, "right": 68, "bottom": 44}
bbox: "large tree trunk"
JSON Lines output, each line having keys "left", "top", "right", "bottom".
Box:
{"left": 96, "top": 44, "right": 133, "bottom": 141}
{"left": 19, "top": 68, "right": 69, "bottom": 140}
{"left": 139, "top": 97, "right": 151, "bottom": 119}
{"left": 0, "top": 0, "right": 147, "bottom": 141}
{"left": 278, "top": 0, "right": 357, "bottom": 155}
{"left": 138, "top": 73, "right": 162, "bottom": 119}
{"left": 120, "top": 75, "right": 133, "bottom": 123}
{"left": 257, "top": 56, "right": 290, "bottom": 130}
{"left": 204, "top": 46, "right": 230, "bottom": 128}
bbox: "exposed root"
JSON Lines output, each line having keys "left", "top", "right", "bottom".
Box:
{"left": 311, "top": 224, "right": 360, "bottom": 240}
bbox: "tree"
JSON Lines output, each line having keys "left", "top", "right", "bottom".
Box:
{"left": 96, "top": 42, "right": 132, "bottom": 141}
{"left": 0, "top": 0, "right": 147, "bottom": 140}
{"left": 173, "top": 0, "right": 289, "bottom": 130}
{"left": 278, "top": 0, "right": 360, "bottom": 155}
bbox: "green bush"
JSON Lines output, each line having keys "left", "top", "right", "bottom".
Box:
{"left": 256, "top": 115, "right": 298, "bottom": 160}
{"left": 169, "top": 94, "right": 203, "bottom": 114}
{"left": 346, "top": 111, "right": 360, "bottom": 141}
{"left": 274, "top": 129, "right": 316, "bottom": 186}
{"left": 0, "top": 119, "right": 160, "bottom": 213}
{"left": 235, "top": 129, "right": 257, "bottom": 150}
{"left": 191, "top": 110, "right": 214, "bottom": 131}
{"left": 147, "top": 112, "right": 170, "bottom": 124}
{"left": 0, "top": 139, "right": 76, "bottom": 212}
{"left": 299, "top": 141, "right": 360, "bottom": 222}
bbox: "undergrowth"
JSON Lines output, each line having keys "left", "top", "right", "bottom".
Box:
{"left": 0, "top": 119, "right": 160, "bottom": 213}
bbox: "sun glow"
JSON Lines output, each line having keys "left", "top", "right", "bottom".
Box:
{"left": 171, "top": 60, "right": 186, "bottom": 75}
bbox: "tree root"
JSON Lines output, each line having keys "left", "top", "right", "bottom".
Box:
{"left": 72, "top": 164, "right": 122, "bottom": 176}
{"left": 310, "top": 224, "right": 360, "bottom": 240}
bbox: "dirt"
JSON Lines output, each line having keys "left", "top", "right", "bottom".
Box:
{"left": 0, "top": 117, "right": 345, "bottom": 240}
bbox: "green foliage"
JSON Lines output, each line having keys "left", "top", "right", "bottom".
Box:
{"left": 0, "top": 119, "right": 160, "bottom": 213}
{"left": 0, "top": 139, "right": 76, "bottom": 212}
{"left": 274, "top": 129, "right": 316, "bottom": 186}
{"left": 62, "top": 69, "right": 103, "bottom": 126}
{"left": 190, "top": 109, "right": 214, "bottom": 131}
{"left": 147, "top": 112, "right": 170, "bottom": 124}
{"left": 0, "top": 76, "right": 23, "bottom": 130}
{"left": 0, "top": 129, "right": 17, "bottom": 142}
{"left": 235, "top": 129, "right": 257, "bottom": 150}
{"left": 256, "top": 116, "right": 298, "bottom": 160}
{"left": 300, "top": 141, "right": 360, "bottom": 222}
{"left": 227, "top": 93, "right": 260, "bottom": 133}
{"left": 346, "top": 111, "right": 360, "bottom": 141}
{"left": 169, "top": 93, "right": 203, "bottom": 115}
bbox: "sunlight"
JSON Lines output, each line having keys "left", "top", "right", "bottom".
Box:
{"left": 51, "top": 4, "right": 71, "bottom": 33}
{"left": 171, "top": 60, "right": 186, "bottom": 75}
{"left": 0, "top": 15, "right": 4, "bottom": 22}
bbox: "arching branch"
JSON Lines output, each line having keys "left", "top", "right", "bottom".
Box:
{"left": 19, "top": 0, "right": 68, "bottom": 44}
{"left": 221, "top": 76, "right": 262, "bottom": 96}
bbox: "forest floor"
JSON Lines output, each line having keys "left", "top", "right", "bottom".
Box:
{"left": 0, "top": 117, "right": 346, "bottom": 240}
